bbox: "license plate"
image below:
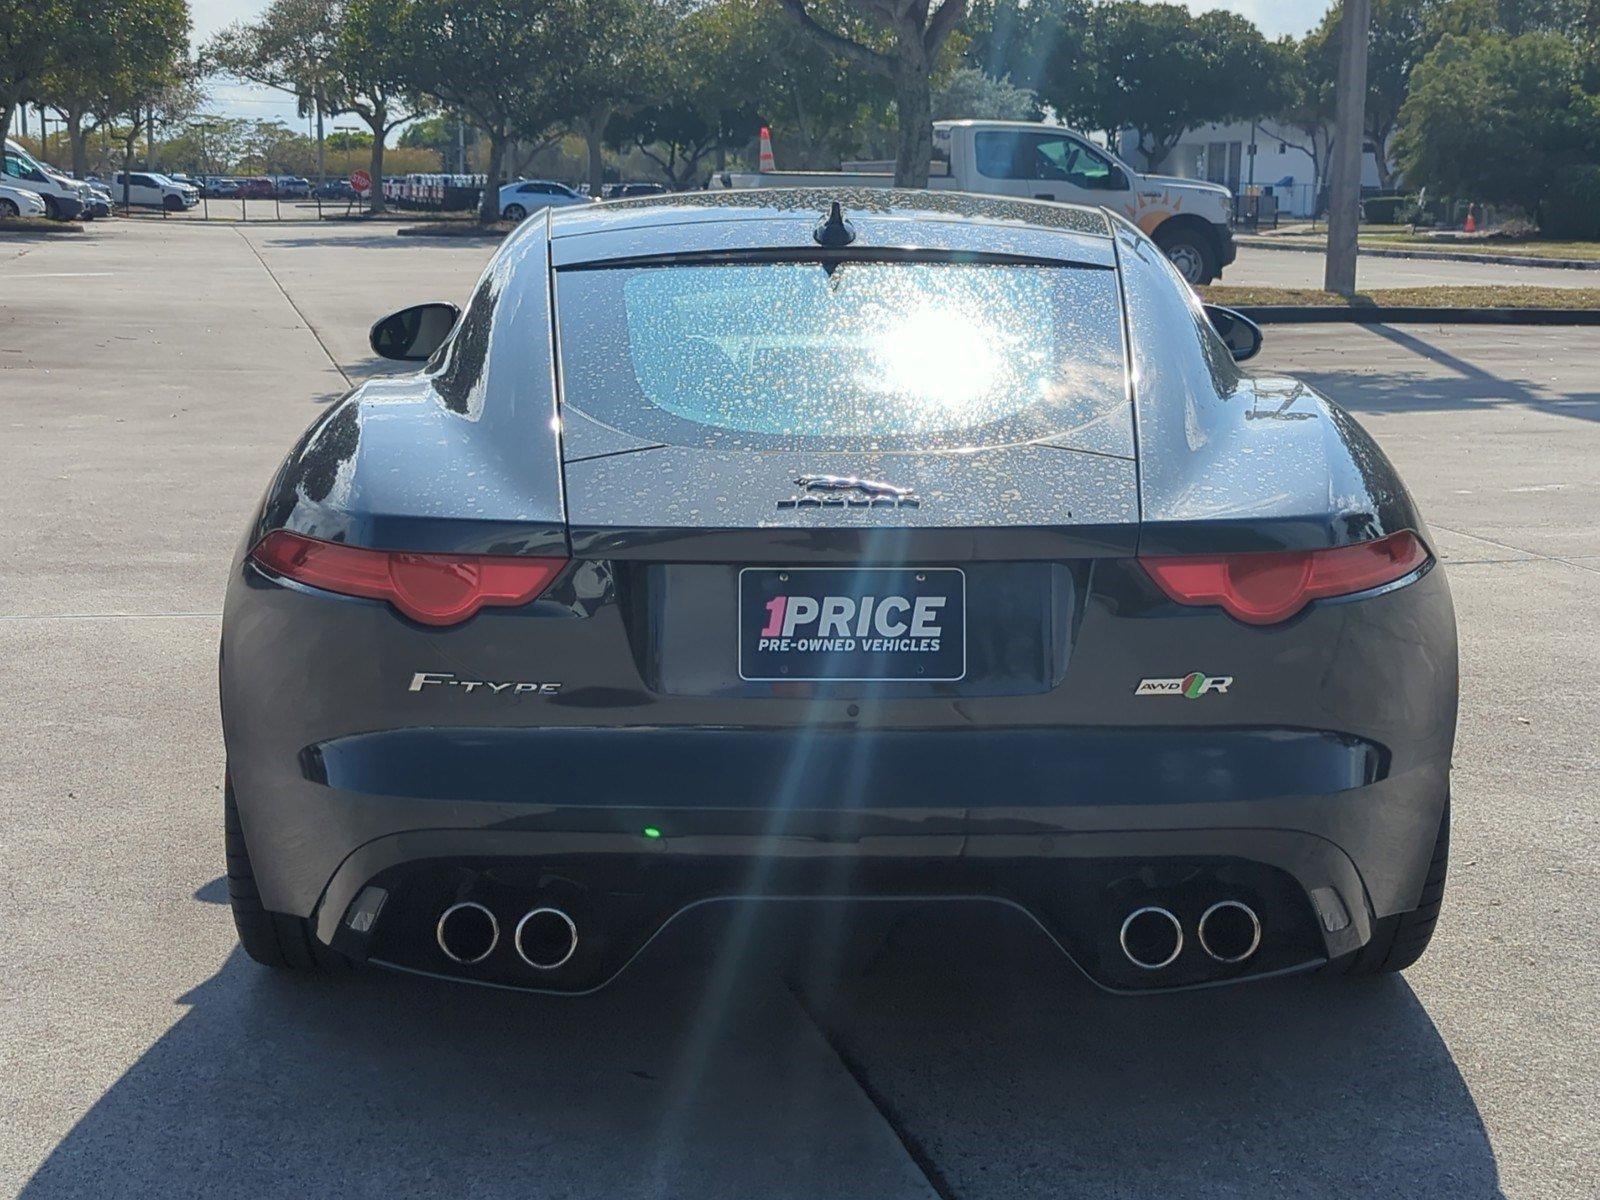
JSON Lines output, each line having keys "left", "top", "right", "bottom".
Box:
{"left": 738, "top": 567, "right": 966, "bottom": 682}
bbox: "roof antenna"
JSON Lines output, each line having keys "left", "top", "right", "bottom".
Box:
{"left": 813, "top": 200, "right": 856, "bottom": 248}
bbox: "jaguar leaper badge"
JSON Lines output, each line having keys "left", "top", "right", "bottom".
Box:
{"left": 1135, "top": 672, "right": 1233, "bottom": 698}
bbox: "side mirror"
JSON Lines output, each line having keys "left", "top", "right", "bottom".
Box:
{"left": 1106, "top": 167, "right": 1129, "bottom": 191}
{"left": 1204, "top": 304, "right": 1263, "bottom": 362}
{"left": 369, "top": 302, "right": 460, "bottom": 362}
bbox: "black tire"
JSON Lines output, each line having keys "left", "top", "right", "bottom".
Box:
{"left": 1343, "top": 801, "right": 1449, "bottom": 976}
{"left": 1154, "top": 223, "right": 1219, "bottom": 285}
{"left": 42, "top": 194, "right": 60, "bottom": 220}
{"left": 225, "top": 778, "right": 347, "bottom": 971}
{"left": 503, "top": 203, "right": 527, "bottom": 222}
{"left": 0, "top": 198, "right": 18, "bottom": 218}
{"left": 163, "top": 193, "right": 184, "bottom": 212}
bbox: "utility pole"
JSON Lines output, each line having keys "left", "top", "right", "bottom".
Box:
{"left": 316, "top": 97, "right": 326, "bottom": 189}
{"left": 1324, "top": 0, "right": 1371, "bottom": 295}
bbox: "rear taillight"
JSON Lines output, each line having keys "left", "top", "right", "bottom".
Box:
{"left": 249, "top": 530, "right": 567, "bottom": 626}
{"left": 1139, "top": 530, "right": 1429, "bottom": 626}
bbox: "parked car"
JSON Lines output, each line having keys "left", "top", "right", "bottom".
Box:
{"left": 106, "top": 171, "right": 199, "bottom": 211}
{"left": 720, "top": 119, "right": 1238, "bottom": 284}
{"left": 603, "top": 182, "right": 670, "bottom": 198}
{"left": 315, "top": 179, "right": 359, "bottom": 200}
{"left": 78, "top": 181, "right": 112, "bottom": 218}
{"left": 203, "top": 177, "right": 240, "bottom": 198}
{"left": 273, "top": 175, "right": 312, "bottom": 198}
{"left": 498, "top": 178, "right": 592, "bottom": 221}
{"left": 0, "top": 180, "right": 48, "bottom": 218}
{"left": 237, "top": 177, "right": 278, "bottom": 199}
{"left": 220, "top": 189, "right": 1456, "bottom": 994}
{"left": 3, "top": 139, "right": 86, "bottom": 220}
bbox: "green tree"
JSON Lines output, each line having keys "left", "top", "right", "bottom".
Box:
{"left": 964, "top": 0, "right": 1089, "bottom": 113}
{"left": 1, "top": 0, "right": 73, "bottom": 138}
{"left": 769, "top": 0, "right": 970, "bottom": 187}
{"left": 206, "top": 0, "right": 342, "bottom": 184}
{"left": 604, "top": 3, "right": 749, "bottom": 187}
{"left": 1306, "top": 0, "right": 1446, "bottom": 190}
{"left": 1066, "top": 2, "right": 1288, "bottom": 170}
{"left": 336, "top": 0, "right": 425, "bottom": 209}
{"left": 931, "top": 66, "right": 1035, "bottom": 119}
{"left": 700, "top": 0, "right": 892, "bottom": 171}
{"left": 1395, "top": 30, "right": 1600, "bottom": 219}
{"left": 1272, "top": 30, "right": 1337, "bottom": 203}
{"left": 389, "top": 0, "right": 584, "bottom": 220}
{"left": 565, "top": 0, "right": 665, "bottom": 196}
{"left": 36, "top": 0, "right": 192, "bottom": 177}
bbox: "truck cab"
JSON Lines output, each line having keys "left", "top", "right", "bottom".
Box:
{"left": 108, "top": 171, "right": 200, "bottom": 211}
{"left": 935, "top": 121, "right": 1235, "bottom": 284}
{"left": 719, "top": 119, "right": 1237, "bottom": 284}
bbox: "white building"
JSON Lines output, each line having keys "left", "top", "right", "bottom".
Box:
{"left": 1116, "top": 119, "right": 1388, "bottom": 218}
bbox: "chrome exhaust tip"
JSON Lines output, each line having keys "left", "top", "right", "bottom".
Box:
{"left": 436, "top": 901, "right": 499, "bottom": 965}
{"left": 1197, "top": 900, "right": 1261, "bottom": 964}
{"left": 1119, "top": 906, "right": 1183, "bottom": 970}
{"left": 514, "top": 906, "right": 578, "bottom": 970}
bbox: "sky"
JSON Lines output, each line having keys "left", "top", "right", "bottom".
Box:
{"left": 18, "top": 0, "right": 1336, "bottom": 134}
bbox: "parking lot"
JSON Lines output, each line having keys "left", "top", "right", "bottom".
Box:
{"left": 2, "top": 220, "right": 1597, "bottom": 1199}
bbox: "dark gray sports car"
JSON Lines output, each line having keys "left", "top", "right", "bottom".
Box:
{"left": 219, "top": 189, "right": 1457, "bottom": 994}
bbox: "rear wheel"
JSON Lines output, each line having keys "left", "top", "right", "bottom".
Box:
{"left": 0, "top": 198, "right": 18, "bottom": 218}
{"left": 225, "top": 777, "right": 347, "bottom": 971}
{"left": 503, "top": 202, "right": 527, "bottom": 222}
{"left": 1343, "top": 801, "right": 1449, "bottom": 976}
{"left": 1154, "top": 223, "right": 1219, "bottom": 285}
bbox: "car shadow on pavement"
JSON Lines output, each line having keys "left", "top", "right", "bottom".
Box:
{"left": 795, "top": 910, "right": 1505, "bottom": 1199}
{"left": 1295, "top": 326, "right": 1600, "bottom": 423}
{"left": 17, "top": 905, "right": 1501, "bottom": 1200}
{"left": 16, "top": 926, "right": 936, "bottom": 1200}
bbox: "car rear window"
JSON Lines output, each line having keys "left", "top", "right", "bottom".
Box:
{"left": 554, "top": 259, "right": 1128, "bottom": 453}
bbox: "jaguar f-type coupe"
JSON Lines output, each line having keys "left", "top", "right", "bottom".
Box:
{"left": 219, "top": 189, "right": 1456, "bottom": 994}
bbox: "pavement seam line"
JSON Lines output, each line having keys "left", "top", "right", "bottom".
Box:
{"left": 1430, "top": 523, "right": 1600, "bottom": 575}
{"left": 233, "top": 226, "right": 351, "bottom": 387}
{"left": 784, "top": 979, "right": 960, "bottom": 1200}
{"left": 0, "top": 612, "right": 222, "bottom": 622}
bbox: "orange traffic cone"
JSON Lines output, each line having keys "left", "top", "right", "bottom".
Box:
{"left": 1464, "top": 205, "right": 1477, "bottom": 233}
{"left": 759, "top": 126, "right": 776, "bottom": 173}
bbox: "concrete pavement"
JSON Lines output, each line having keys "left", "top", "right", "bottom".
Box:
{"left": 1, "top": 219, "right": 1596, "bottom": 1199}
{"left": 1228, "top": 242, "right": 1600, "bottom": 289}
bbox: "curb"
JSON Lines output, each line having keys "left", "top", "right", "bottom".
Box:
{"left": 1235, "top": 236, "right": 1600, "bottom": 271}
{"left": 0, "top": 221, "right": 86, "bottom": 234}
{"left": 396, "top": 224, "right": 509, "bottom": 239}
{"left": 1238, "top": 305, "right": 1600, "bottom": 326}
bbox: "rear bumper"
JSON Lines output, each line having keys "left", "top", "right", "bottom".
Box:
{"left": 230, "top": 724, "right": 1449, "bottom": 994}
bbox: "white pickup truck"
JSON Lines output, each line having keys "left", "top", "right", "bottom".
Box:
{"left": 717, "top": 119, "right": 1237, "bottom": 284}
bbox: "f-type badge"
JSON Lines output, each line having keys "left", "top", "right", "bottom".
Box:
{"left": 777, "top": 474, "right": 920, "bottom": 509}
{"left": 1135, "top": 672, "right": 1233, "bottom": 698}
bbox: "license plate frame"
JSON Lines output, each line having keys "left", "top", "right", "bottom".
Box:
{"left": 738, "top": 566, "right": 967, "bottom": 683}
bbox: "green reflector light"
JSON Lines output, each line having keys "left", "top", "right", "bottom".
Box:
{"left": 643, "top": 826, "right": 662, "bottom": 839}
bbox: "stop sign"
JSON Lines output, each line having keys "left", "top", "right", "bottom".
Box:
{"left": 350, "top": 168, "right": 372, "bottom": 193}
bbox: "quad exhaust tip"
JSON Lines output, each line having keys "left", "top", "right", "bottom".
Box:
{"left": 1198, "top": 900, "right": 1262, "bottom": 964}
{"left": 436, "top": 901, "right": 499, "bottom": 965}
{"left": 515, "top": 906, "right": 579, "bottom": 971}
{"left": 1119, "top": 906, "right": 1183, "bottom": 970}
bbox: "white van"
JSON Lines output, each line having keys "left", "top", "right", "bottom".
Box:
{"left": 3, "top": 139, "right": 88, "bottom": 220}
{"left": 107, "top": 171, "right": 199, "bottom": 211}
